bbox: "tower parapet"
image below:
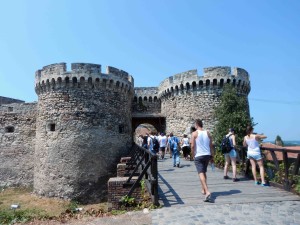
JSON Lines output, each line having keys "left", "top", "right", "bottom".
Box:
{"left": 133, "top": 87, "right": 160, "bottom": 114}
{"left": 158, "top": 66, "right": 250, "bottom": 99}
{"left": 35, "top": 63, "right": 134, "bottom": 95}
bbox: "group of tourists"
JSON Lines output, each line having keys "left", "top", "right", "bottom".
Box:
{"left": 137, "top": 131, "right": 192, "bottom": 168}
{"left": 137, "top": 119, "right": 268, "bottom": 203}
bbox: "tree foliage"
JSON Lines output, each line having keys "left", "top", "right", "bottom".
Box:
{"left": 213, "top": 85, "right": 254, "bottom": 146}
{"left": 275, "top": 135, "right": 284, "bottom": 146}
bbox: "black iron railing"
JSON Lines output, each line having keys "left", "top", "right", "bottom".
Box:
{"left": 123, "top": 143, "right": 159, "bottom": 206}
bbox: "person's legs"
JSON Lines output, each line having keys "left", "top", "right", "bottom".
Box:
{"left": 224, "top": 154, "right": 230, "bottom": 177}
{"left": 198, "top": 172, "right": 210, "bottom": 197}
{"left": 257, "top": 159, "right": 266, "bottom": 184}
{"left": 231, "top": 157, "right": 237, "bottom": 179}
{"left": 172, "top": 150, "right": 176, "bottom": 166}
{"left": 160, "top": 147, "right": 165, "bottom": 159}
{"left": 176, "top": 151, "right": 180, "bottom": 166}
{"left": 250, "top": 158, "right": 258, "bottom": 183}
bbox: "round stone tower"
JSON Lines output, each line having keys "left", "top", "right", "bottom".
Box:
{"left": 158, "top": 66, "right": 251, "bottom": 135}
{"left": 34, "top": 63, "right": 134, "bottom": 202}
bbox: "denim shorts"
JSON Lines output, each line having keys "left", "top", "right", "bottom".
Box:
{"left": 247, "top": 153, "right": 262, "bottom": 161}
{"left": 194, "top": 155, "right": 211, "bottom": 173}
{"left": 225, "top": 149, "right": 237, "bottom": 158}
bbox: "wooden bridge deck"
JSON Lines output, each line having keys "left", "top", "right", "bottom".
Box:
{"left": 157, "top": 155, "right": 300, "bottom": 207}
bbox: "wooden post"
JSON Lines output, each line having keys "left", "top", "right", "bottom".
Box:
{"left": 282, "top": 151, "right": 290, "bottom": 191}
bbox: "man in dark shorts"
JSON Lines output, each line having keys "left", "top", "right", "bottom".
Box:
{"left": 191, "top": 119, "right": 214, "bottom": 202}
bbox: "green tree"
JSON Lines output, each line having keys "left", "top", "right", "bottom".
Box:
{"left": 275, "top": 135, "right": 284, "bottom": 146}
{"left": 213, "top": 85, "right": 254, "bottom": 147}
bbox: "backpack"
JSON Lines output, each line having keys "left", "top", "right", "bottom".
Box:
{"left": 142, "top": 136, "right": 148, "bottom": 149}
{"left": 152, "top": 137, "right": 160, "bottom": 152}
{"left": 169, "top": 137, "right": 178, "bottom": 150}
{"left": 220, "top": 134, "right": 232, "bottom": 154}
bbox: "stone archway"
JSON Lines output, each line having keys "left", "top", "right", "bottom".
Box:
{"left": 132, "top": 116, "right": 166, "bottom": 134}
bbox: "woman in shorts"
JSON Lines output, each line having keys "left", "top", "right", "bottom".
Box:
{"left": 243, "top": 126, "right": 268, "bottom": 186}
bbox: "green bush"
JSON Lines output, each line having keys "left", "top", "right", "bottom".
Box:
{"left": 0, "top": 208, "right": 49, "bottom": 225}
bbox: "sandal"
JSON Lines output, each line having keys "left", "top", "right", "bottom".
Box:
{"left": 204, "top": 194, "right": 211, "bottom": 202}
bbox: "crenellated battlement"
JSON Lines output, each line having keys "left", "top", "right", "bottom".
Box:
{"left": 158, "top": 66, "right": 251, "bottom": 98}
{"left": 133, "top": 87, "right": 160, "bottom": 104}
{"left": 35, "top": 63, "right": 134, "bottom": 95}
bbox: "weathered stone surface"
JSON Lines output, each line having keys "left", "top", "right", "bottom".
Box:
{"left": 0, "top": 103, "right": 36, "bottom": 186}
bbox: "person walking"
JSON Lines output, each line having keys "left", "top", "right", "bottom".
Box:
{"left": 223, "top": 128, "right": 239, "bottom": 182}
{"left": 243, "top": 126, "right": 268, "bottom": 186}
{"left": 168, "top": 133, "right": 180, "bottom": 167}
{"left": 159, "top": 132, "right": 167, "bottom": 159}
{"left": 181, "top": 134, "right": 190, "bottom": 160}
{"left": 166, "top": 134, "right": 172, "bottom": 158}
{"left": 191, "top": 119, "right": 214, "bottom": 202}
{"left": 147, "top": 132, "right": 155, "bottom": 154}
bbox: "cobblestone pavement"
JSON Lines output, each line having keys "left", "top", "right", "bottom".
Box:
{"left": 151, "top": 201, "right": 300, "bottom": 225}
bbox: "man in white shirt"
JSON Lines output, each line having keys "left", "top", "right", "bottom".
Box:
{"left": 159, "top": 132, "right": 167, "bottom": 159}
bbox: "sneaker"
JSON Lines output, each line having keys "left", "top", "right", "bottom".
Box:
{"left": 233, "top": 178, "right": 240, "bottom": 182}
{"left": 261, "top": 183, "right": 269, "bottom": 187}
{"left": 254, "top": 181, "right": 261, "bottom": 185}
{"left": 177, "top": 164, "right": 180, "bottom": 168}
{"left": 224, "top": 175, "right": 230, "bottom": 179}
{"left": 173, "top": 165, "right": 176, "bottom": 167}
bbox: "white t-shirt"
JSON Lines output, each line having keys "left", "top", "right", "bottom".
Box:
{"left": 182, "top": 137, "right": 189, "bottom": 147}
{"left": 159, "top": 136, "right": 167, "bottom": 147}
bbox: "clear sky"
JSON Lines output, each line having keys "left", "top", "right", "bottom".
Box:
{"left": 0, "top": 0, "right": 299, "bottom": 141}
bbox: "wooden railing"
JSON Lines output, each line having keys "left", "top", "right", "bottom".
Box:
{"left": 238, "top": 146, "right": 300, "bottom": 191}
{"left": 123, "top": 143, "right": 159, "bottom": 206}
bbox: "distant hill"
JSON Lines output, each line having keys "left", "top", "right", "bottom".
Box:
{"left": 265, "top": 140, "right": 300, "bottom": 147}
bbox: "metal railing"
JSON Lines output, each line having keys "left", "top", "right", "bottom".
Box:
{"left": 123, "top": 143, "right": 159, "bottom": 206}
{"left": 238, "top": 146, "right": 300, "bottom": 191}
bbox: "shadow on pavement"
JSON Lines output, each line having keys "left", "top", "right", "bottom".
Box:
{"left": 210, "top": 189, "right": 242, "bottom": 203}
{"left": 157, "top": 173, "right": 184, "bottom": 207}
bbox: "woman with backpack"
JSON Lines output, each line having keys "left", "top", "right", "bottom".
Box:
{"left": 223, "top": 128, "right": 239, "bottom": 182}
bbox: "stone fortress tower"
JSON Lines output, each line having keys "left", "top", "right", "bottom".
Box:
{"left": 159, "top": 66, "right": 250, "bottom": 134}
{"left": 34, "top": 63, "right": 134, "bottom": 201}
{"left": 0, "top": 64, "right": 250, "bottom": 202}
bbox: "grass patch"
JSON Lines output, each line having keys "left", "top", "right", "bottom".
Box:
{"left": 0, "top": 187, "right": 109, "bottom": 224}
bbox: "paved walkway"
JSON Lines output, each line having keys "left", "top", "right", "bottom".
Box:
{"left": 151, "top": 154, "right": 300, "bottom": 225}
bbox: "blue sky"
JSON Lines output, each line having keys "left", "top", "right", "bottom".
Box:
{"left": 0, "top": 0, "right": 299, "bottom": 141}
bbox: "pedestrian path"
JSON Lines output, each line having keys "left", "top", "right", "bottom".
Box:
{"left": 151, "top": 154, "right": 300, "bottom": 225}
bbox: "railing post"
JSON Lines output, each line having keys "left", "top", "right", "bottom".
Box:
{"left": 151, "top": 154, "right": 159, "bottom": 206}
{"left": 282, "top": 151, "right": 291, "bottom": 191}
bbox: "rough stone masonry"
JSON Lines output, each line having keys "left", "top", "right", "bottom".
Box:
{"left": 0, "top": 63, "right": 250, "bottom": 202}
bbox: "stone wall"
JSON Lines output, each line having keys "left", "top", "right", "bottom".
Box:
{"left": 133, "top": 87, "right": 161, "bottom": 115}
{"left": 34, "top": 63, "right": 134, "bottom": 202}
{"left": 0, "top": 103, "right": 36, "bottom": 187}
{"left": 160, "top": 91, "right": 222, "bottom": 136}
